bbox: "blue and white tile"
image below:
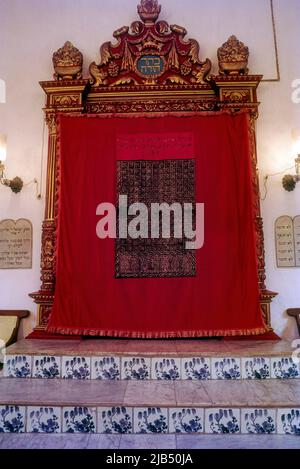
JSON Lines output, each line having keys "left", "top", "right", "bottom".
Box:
{"left": 277, "top": 409, "right": 300, "bottom": 435}
{"left": 134, "top": 407, "right": 168, "bottom": 434}
{"left": 121, "top": 357, "right": 150, "bottom": 380}
{"left": 0, "top": 405, "right": 26, "bottom": 433}
{"left": 152, "top": 358, "right": 181, "bottom": 380}
{"left": 241, "top": 409, "right": 276, "bottom": 434}
{"left": 32, "top": 356, "right": 61, "bottom": 379}
{"left": 205, "top": 408, "right": 240, "bottom": 434}
{"left": 242, "top": 357, "right": 270, "bottom": 380}
{"left": 27, "top": 407, "right": 61, "bottom": 433}
{"left": 169, "top": 408, "right": 204, "bottom": 433}
{"left": 98, "top": 407, "right": 133, "bottom": 434}
{"left": 271, "top": 357, "right": 300, "bottom": 379}
{"left": 211, "top": 358, "right": 241, "bottom": 380}
{"left": 4, "top": 355, "right": 32, "bottom": 378}
{"left": 181, "top": 358, "right": 211, "bottom": 380}
{"left": 63, "top": 407, "right": 96, "bottom": 433}
{"left": 91, "top": 356, "right": 120, "bottom": 380}
{"left": 62, "top": 356, "right": 91, "bottom": 380}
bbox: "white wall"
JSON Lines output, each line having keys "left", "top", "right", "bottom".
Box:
{"left": 0, "top": 0, "right": 299, "bottom": 339}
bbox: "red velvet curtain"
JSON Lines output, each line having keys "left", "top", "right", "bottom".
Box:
{"left": 47, "top": 113, "right": 267, "bottom": 337}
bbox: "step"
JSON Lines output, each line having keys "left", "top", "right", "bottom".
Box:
{"left": 3, "top": 339, "right": 300, "bottom": 380}
{"left": 0, "top": 378, "right": 300, "bottom": 435}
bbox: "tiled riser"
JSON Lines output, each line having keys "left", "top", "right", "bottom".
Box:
{"left": 4, "top": 355, "right": 300, "bottom": 380}
{"left": 1, "top": 406, "right": 300, "bottom": 435}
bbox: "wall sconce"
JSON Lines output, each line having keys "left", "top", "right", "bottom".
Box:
{"left": 282, "top": 130, "right": 300, "bottom": 192}
{"left": 0, "top": 134, "right": 23, "bottom": 194}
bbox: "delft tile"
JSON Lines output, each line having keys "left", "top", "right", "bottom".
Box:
{"left": 152, "top": 358, "right": 181, "bottom": 381}
{"left": 169, "top": 408, "right": 204, "bottom": 434}
{"left": 91, "top": 357, "right": 120, "bottom": 380}
{"left": 211, "top": 358, "right": 241, "bottom": 380}
{"left": 32, "top": 356, "right": 61, "bottom": 379}
{"left": 277, "top": 409, "right": 300, "bottom": 435}
{"left": 181, "top": 358, "right": 211, "bottom": 380}
{"left": 27, "top": 407, "right": 61, "bottom": 433}
{"left": 241, "top": 409, "right": 276, "bottom": 434}
{"left": 63, "top": 407, "right": 96, "bottom": 433}
{"left": 4, "top": 355, "right": 32, "bottom": 378}
{"left": 98, "top": 407, "right": 133, "bottom": 434}
{"left": 205, "top": 408, "right": 240, "bottom": 434}
{"left": 0, "top": 405, "right": 26, "bottom": 433}
{"left": 271, "top": 357, "right": 300, "bottom": 379}
{"left": 62, "top": 356, "right": 91, "bottom": 380}
{"left": 121, "top": 357, "right": 150, "bottom": 380}
{"left": 134, "top": 407, "right": 168, "bottom": 434}
{"left": 242, "top": 357, "right": 271, "bottom": 380}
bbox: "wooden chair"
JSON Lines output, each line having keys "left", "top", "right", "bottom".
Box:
{"left": 0, "top": 310, "right": 30, "bottom": 347}
{"left": 287, "top": 309, "right": 300, "bottom": 336}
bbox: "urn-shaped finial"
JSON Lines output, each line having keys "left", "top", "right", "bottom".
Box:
{"left": 137, "top": 0, "right": 161, "bottom": 24}
{"left": 218, "top": 35, "right": 249, "bottom": 75}
{"left": 52, "top": 41, "right": 83, "bottom": 80}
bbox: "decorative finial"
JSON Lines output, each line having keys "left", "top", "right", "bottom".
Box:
{"left": 52, "top": 41, "right": 83, "bottom": 80}
{"left": 137, "top": 0, "right": 161, "bottom": 24}
{"left": 217, "top": 35, "right": 249, "bottom": 75}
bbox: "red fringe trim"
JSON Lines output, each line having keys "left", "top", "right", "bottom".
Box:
{"left": 46, "top": 325, "right": 269, "bottom": 339}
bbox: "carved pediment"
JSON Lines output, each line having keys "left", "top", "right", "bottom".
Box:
{"left": 89, "top": 0, "right": 211, "bottom": 87}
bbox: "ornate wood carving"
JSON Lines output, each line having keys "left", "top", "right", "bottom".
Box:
{"left": 89, "top": 0, "right": 211, "bottom": 87}
{"left": 29, "top": 0, "right": 275, "bottom": 336}
{"left": 53, "top": 41, "right": 83, "bottom": 81}
{"left": 218, "top": 35, "right": 249, "bottom": 75}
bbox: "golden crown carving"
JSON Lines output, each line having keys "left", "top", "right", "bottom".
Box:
{"left": 218, "top": 35, "right": 249, "bottom": 75}
{"left": 52, "top": 41, "right": 83, "bottom": 80}
{"left": 137, "top": 0, "right": 161, "bottom": 24}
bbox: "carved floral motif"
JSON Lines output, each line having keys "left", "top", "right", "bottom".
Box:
{"left": 137, "top": 0, "right": 161, "bottom": 24}
{"left": 218, "top": 35, "right": 249, "bottom": 75}
{"left": 89, "top": 1, "right": 211, "bottom": 87}
{"left": 53, "top": 41, "right": 83, "bottom": 80}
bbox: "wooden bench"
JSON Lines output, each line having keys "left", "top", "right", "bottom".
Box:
{"left": 287, "top": 308, "right": 300, "bottom": 336}
{"left": 0, "top": 310, "right": 30, "bottom": 347}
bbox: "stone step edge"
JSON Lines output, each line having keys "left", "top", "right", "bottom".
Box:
{"left": 1, "top": 404, "right": 299, "bottom": 436}
{"left": 4, "top": 354, "right": 300, "bottom": 380}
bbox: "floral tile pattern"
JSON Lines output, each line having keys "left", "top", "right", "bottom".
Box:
{"left": 98, "top": 407, "right": 133, "bottom": 434}
{"left": 152, "top": 358, "right": 181, "bottom": 380}
{"left": 134, "top": 407, "right": 168, "bottom": 434}
{"left": 242, "top": 357, "right": 270, "bottom": 380}
{"left": 205, "top": 408, "right": 240, "bottom": 434}
{"left": 169, "top": 408, "right": 204, "bottom": 433}
{"left": 91, "top": 357, "right": 120, "bottom": 380}
{"left": 62, "top": 356, "right": 91, "bottom": 380}
{"left": 27, "top": 407, "right": 61, "bottom": 433}
{"left": 32, "top": 356, "right": 61, "bottom": 379}
{"left": 277, "top": 409, "right": 300, "bottom": 435}
{"left": 271, "top": 357, "right": 300, "bottom": 379}
{"left": 4, "top": 355, "right": 32, "bottom": 378}
{"left": 211, "top": 358, "right": 241, "bottom": 380}
{"left": 182, "top": 358, "right": 211, "bottom": 380}
{"left": 63, "top": 407, "right": 96, "bottom": 433}
{"left": 121, "top": 357, "right": 150, "bottom": 380}
{"left": 0, "top": 405, "right": 26, "bottom": 433}
{"left": 241, "top": 409, "right": 276, "bottom": 434}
